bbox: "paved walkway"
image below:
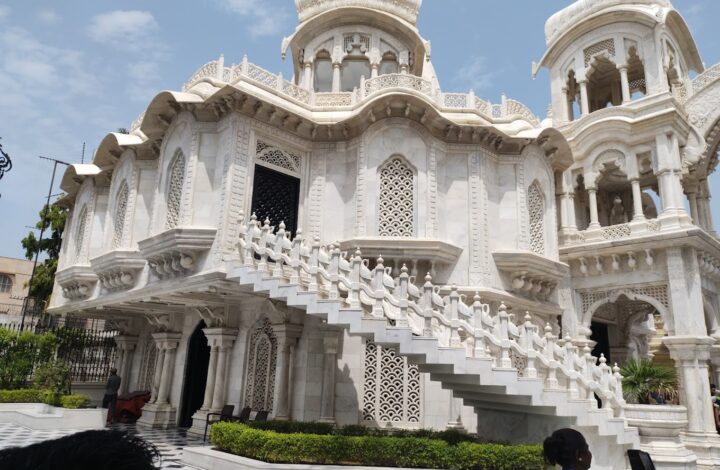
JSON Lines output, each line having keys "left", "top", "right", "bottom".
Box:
{"left": 0, "top": 422, "right": 205, "bottom": 469}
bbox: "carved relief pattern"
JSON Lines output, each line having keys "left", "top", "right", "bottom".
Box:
{"left": 509, "top": 349, "right": 528, "bottom": 377}
{"left": 308, "top": 150, "right": 326, "bottom": 238}
{"left": 112, "top": 182, "right": 130, "bottom": 249}
{"left": 224, "top": 120, "right": 250, "bottom": 254}
{"left": 362, "top": 341, "right": 421, "bottom": 425}
{"left": 378, "top": 156, "right": 414, "bottom": 237}
{"left": 426, "top": 144, "right": 438, "bottom": 237}
{"left": 244, "top": 319, "right": 278, "bottom": 412}
{"left": 165, "top": 152, "right": 186, "bottom": 229}
{"left": 444, "top": 93, "right": 468, "bottom": 108}
{"left": 579, "top": 284, "right": 669, "bottom": 315}
{"left": 516, "top": 163, "right": 529, "bottom": 250}
{"left": 74, "top": 205, "right": 90, "bottom": 263}
{"left": 314, "top": 93, "right": 353, "bottom": 107}
{"left": 528, "top": 182, "right": 545, "bottom": 255}
{"left": 601, "top": 223, "right": 631, "bottom": 240}
{"left": 256, "top": 141, "right": 301, "bottom": 175}
{"left": 469, "top": 153, "right": 483, "bottom": 285}
{"left": 356, "top": 139, "right": 367, "bottom": 235}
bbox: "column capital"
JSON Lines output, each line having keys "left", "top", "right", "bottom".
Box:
{"left": 663, "top": 336, "right": 715, "bottom": 362}
{"left": 152, "top": 332, "right": 182, "bottom": 350}
{"left": 203, "top": 327, "right": 239, "bottom": 348}
{"left": 273, "top": 323, "right": 304, "bottom": 341}
{"left": 322, "top": 331, "right": 341, "bottom": 354}
{"left": 114, "top": 335, "right": 139, "bottom": 351}
{"left": 617, "top": 63, "right": 629, "bottom": 72}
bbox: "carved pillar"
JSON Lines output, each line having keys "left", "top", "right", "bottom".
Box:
{"left": 579, "top": 80, "right": 590, "bottom": 116}
{"left": 618, "top": 65, "right": 631, "bottom": 103}
{"left": 664, "top": 337, "right": 720, "bottom": 465}
{"left": 319, "top": 330, "right": 340, "bottom": 423}
{"left": 154, "top": 332, "right": 181, "bottom": 405}
{"left": 151, "top": 347, "right": 164, "bottom": 403}
{"left": 201, "top": 344, "right": 219, "bottom": 411}
{"left": 561, "top": 86, "right": 573, "bottom": 121}
{"left": 303, "top": 62, "right": 313, "bottom": 91}
{"left": 272, "top": 324, "right": 303, "bottom": 420}
{"left": 332, "top": 63, "right": 341, "bottom": 92}
{"left": 688, "top": 191, "right": 700, "bottom": 225}
{"left": 371, "top": 63, "right": 379, "bottom": 79}
{"left": 209, "top": 329, "right": 238, "bottom": 412}
{"left": 656, "top": 133, "right": 691, "bottom": 227}
{"left": 587, "top": 187, "right": 601, "bottom": 229}
{"left": 114, "top": 335, "right": 138, "bottom": 395}
{"left": 630, "top": 179, "right": 645, "bottom": 222}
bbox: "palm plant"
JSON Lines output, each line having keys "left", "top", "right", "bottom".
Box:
{"left": 620, "top": 358, "right": 678, "bottom": 404}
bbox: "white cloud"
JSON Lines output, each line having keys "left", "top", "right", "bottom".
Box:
{"left": 37, "top": 8, "right": 60, "bottom": 25}
{"left": 217, "top": 0, "right": 289, "bottom": 37}
{"left": 0, "top": 5, "right": 10, "bottom": 22}
{"left": 87, "top": 10, "right": 158, "bottom": 50}
{"left": 453, "top": 56, "right": 494, "bottom": 92}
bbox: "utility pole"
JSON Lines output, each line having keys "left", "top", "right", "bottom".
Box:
{"left": 21, "top": 156, "right": 70, "bottom": 330}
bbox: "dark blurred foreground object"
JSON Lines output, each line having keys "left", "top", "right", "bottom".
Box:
{"left": 0, "top": 429, "right": 159, "bottom": 470}
{"left": 628, "top": 449, "right": 657, "bottom": 470}
{"left": 0, "top": 137, "right": 12, "bottom": 181}
{"left": 114, "top": 390, "right": 152, "bottom": 423}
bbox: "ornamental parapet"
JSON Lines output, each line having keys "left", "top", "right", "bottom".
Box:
{"left": 55, "top": 265, "right": 98, "bottom": 300}
{"left": 138, "top": 227, "right": 217, "bottom": 279}
{"left": 90, "top": 250, "right": 146, "bottom": 292}
{"left": 148, "top": 56, "right": 540, "bottom": 127}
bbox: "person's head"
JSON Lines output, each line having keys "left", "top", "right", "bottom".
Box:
{"left": 543, "top": 428, "right": 592, "bottom": 470}
{"left": 0, "top": 430, "right": 158, "bottom": 470}
{"left": 110, "top": 367, "right": 118, "bottom": 376}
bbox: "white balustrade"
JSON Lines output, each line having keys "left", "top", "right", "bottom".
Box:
{"left": 235, "top": 212, "right": 627, "bottom": 417}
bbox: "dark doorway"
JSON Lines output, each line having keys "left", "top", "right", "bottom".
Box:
{"left": 590, "top": 321, "right": 611, "bottom": 362}
{"left": 179, "top": 321, "right": 210, "bottom": 428}
{"left": 250, "top": 165, "right": 301, "bottom": 237}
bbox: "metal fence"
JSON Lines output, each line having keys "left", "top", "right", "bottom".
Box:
{"left": 0, "top": 319, "right": 118, "bottom": 383}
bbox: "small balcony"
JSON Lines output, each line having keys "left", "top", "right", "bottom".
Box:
{"left": 138, "top": 227, "right": 217, "bottom": 279}
{"left": 492, "top": 250, "right": 569, "bottom": 301}
{"left": 90, "top": 250, "right": 146, "bottom": 292}
{"left": 55, "top": 265, "right": 98, "bottom": 300}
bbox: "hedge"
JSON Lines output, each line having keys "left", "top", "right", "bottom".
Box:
{"left": 246, "top": 421, "right": 481, "bottom": 445}
{"left": 211, "top": 422, "right": 544, "bottom": 469}
{"left": 0, "top": 389, "right": 91, "bottom": 409}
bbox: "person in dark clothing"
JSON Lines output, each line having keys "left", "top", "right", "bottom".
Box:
{"left": 543, "top": 428, "right": 592, "bottom": 470}
{"left": 103, "top": 368, "right": 121, "bottom": 424}
{"left": 0, "top": 429, "right": 159, "bottom": 470}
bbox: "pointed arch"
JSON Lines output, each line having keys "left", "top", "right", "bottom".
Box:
{"left": 528, "top": 180, "right": 545, "bottom": 255}
{"left": 165, "top": 150, "right": 186, "bottom": 229}
{"left": 112, "top": 181, "right": 130, "bottom": 249}
{"left": 377, "top": 155, "right": 415, "bottom": 237}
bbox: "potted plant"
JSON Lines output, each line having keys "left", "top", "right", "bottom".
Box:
{"left": 620, "top": 358, "right": 678, "bottom": 404}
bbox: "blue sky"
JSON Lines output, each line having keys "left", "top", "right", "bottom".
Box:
{"left": 0, "top": 0, "right": 718, "bottom": 259}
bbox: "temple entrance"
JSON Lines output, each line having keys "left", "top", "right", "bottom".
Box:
{"left": 250, "top": 165, "right": 301, "bottom": 237}
{"left": 179, "top": 321, "right": 210, "bottom": 428}
{"left": 590, "top": 322, "right": 610, "bottom": 362}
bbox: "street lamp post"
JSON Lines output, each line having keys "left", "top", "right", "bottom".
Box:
{"left": 20, "top": 156, "right": 70, "bottom": 330}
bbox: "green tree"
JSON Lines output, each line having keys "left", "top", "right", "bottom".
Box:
{"left": 621, "top": 358, "right": 678, "bottom": 404}
{"left": 21, "top": 203, "right": 67, "bottom": 301}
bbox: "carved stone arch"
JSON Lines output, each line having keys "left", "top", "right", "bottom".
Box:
{"left": 590, "top": 149, "right": 627, "bottom": 184}
{"left": 582, "top": 289, "right": 671, "bottom": 331}
{"left": 165, "top": 149, "right": 187, "bottom": 229}
{"left": 71, "top": 178, "right": 97, "bottom": 264}
{"left": 243, "top": 317, "right": 278, "bottom": 413}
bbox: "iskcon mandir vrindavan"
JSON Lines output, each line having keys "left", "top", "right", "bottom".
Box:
{"left": 48, "top": 0, "right": 720, "bottom": 468}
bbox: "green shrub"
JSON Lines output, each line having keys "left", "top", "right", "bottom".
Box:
{"left": 0, "top": 388, "right": 45, "bottom": 403}
{"left": 60, "top": 393, "right": 91, "bottom": 409}
{"left": 0, "top": 328, "right": 57, "bottom": 389}
{"left": 33, "top": 360, "right": 72, "bottom": 394}
{"left": 247, "top": 420, "right": 335, "bottom": 435}
{"left": 210, "top": 422, "right": 544, "bottom": 469}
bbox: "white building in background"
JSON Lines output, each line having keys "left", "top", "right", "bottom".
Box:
{"left": 49, "top": 0, "right": 720, "bottom": 468}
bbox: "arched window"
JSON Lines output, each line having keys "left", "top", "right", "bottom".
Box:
{"left": 244, "top": 318, "right": 278, "bottom": 412}
{"left": 0, "top": 274, "right": 12, "bottom": 293}
{"left": 379, "top": 52, "right": 399, "bottom": 75}
{"left": 627, "top": 47, "right": 646, "bottom": 100}
{"left": 362, "top": 341, "right": 421, "bottom": 426}
{"left": 341, "top": 45, "right": 371, "bottom": 92}
{"left": 314, "top": 50, "right": 332, "bottom": 92}
{"left": 112, "top": 181, "right": 129, "bottom": 249}
{"left": 378, "top": 156, "right": 414, "bottom": 237}
{"left": 165, "top": 152, "right": 186, "bottom": 229}
{"left": 74, "top": 205, "right": 89, "bottom": 261}
{"left": 528, "top": 182, "right": 545, "bottom": 255}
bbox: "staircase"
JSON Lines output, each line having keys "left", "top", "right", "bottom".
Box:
{"left": 226, "top": 215, "right": 640, "bottom": 469}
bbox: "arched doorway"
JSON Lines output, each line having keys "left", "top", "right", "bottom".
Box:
{"left": 179, "top": 321, "right": 210, "bottom": 427}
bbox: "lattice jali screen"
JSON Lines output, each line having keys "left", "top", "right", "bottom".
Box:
{"left": 138, "top": 337, "right": 157, "bottom": 392}
{"left": 378, "top": 156, "right": 415, "bottom": 237}
{"left": 244, "top": 318, "right": 278, "bottom": 412}
{"left": 528, "top": 182, "right": 545, "bottom": 255}
{"left": 256, "top": 141, "right": 301, "bottom": 175}
{"left": 165, "top": 152, "right": 186, "bottom": 229}
{"left": 584, "top": 39, "right": 616, "bottom": 66}
{"left": 112, "top": 182, "right": 129, "bottom": 249}
{"left": 74, "top": 205, "right": 89, "bottom": 262}
{"left": 362, "top": 341, "right": 421, "bottom": 427}
{"left": 579, "top": 284, "right": 669, "bottom": 316}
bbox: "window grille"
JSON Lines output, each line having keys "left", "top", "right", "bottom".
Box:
{"left": 0, "top": 275, "right": 12, "bottom": 293}
{"left": 362, "top": 341, "right": 421, "bottom": 426}
{"left": 528, "top": 182, "right": 545, "bottom": 255}
{"left": 244, "top": 318, "right": 278, "bottom": 412}
{"left": 256, "top": 141, "right": 301, "bottom": 175}
{"left": 165, "top": 152, "right": 186, "bottom": 229}
{"left": 378, "top": 157, "right": 414, "bottom": 237}
{"left": 112, "top": 182, "right": 129, "bottom": 249}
